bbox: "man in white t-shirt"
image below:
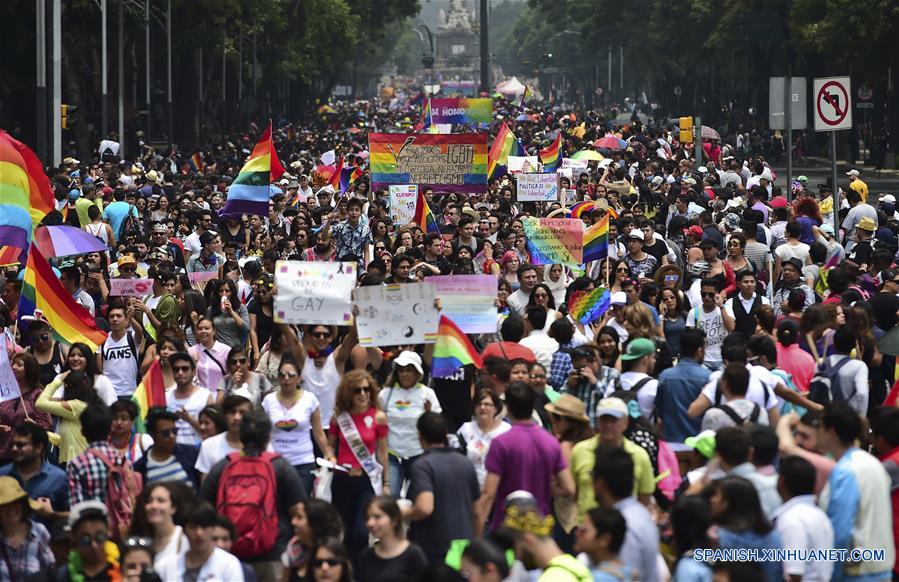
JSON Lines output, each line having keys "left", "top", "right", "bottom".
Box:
{"left": 195, "top": 390, "right": 254, "bottom": 476}
{"left": 507, "top": 265, "right": 539, "bottom": 316}
{"left": 701, "top": 363, "right": 769, "bottom": 431}
{"left": 617, "top": 338, "right": 658, "bottom": 419}
{"left": 685, "top": 279, "right": 735, "bottom": 370}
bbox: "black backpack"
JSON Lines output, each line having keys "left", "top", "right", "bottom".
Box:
{"left": 808, "top": 356, "right": 855, "bottom": 406}
{"left": 121, "top": 204, "right": 143, "bottom": 238}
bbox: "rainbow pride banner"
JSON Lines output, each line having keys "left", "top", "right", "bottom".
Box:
{"left": 522, "top": 217, "right": 583, "bottom": 265}
{"left": 568, "top": 287, "right": 611, "bottom": 325}
{"left": 428, "top": 98, "right": 492, "bottom": 125}
{"left": 370, "top": 133, "right": 488, "bottom": 193}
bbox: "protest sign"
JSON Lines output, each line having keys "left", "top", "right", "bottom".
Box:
{"left": 274, "top": 261, "right": 356, "bottom": 325}
{"left": 188, "top": 271, "right": 219, "bottom": 285}
{"left": 109, "top": 278, "right": 153, "bottom": 296}
{"left": 561, "top": 158, "right": 590, "bottom": 172}
{"left": 430, "top": 275, "right": 498, "bottom": 334}
{"left": 507, "top": 156, "right": 539, "bottom": 174}
{"left": 354, "top": 283, "right": 439, "bottom": 347}
{"left": 517, "top": 173, "right": 559, "bottom": 202}
{"left": 523, "top": 217, "right": 584, "bottom": 265}
{"left": 369, "top": 133, "right": 487, "bottom": 193}
{"left": 560, "top": 188, "right": 578, "bottom": 206}
{"left": 389, "top": 185, "right": 419, "bottom": 225}
{"left": 0, "top": 346, "right": 21, "bottom": 403}
{"left": 429, "top": 98, "right": 493, "bottom": 125}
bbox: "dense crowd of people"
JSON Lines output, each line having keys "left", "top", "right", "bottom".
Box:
{"left": 2, "top": 97, "right": 899, "bottom": 582}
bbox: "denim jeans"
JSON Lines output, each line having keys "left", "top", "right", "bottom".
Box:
{"left": 388, "top": 453, "right": 420, "bottom": 498}
{"left": 293, "top": 463, "right": 316, "bottom": 498}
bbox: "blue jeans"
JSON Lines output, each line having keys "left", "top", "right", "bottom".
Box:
{"left": 388, "top": 454, "right": 420, "bottom": 498}
{"left": 293, "top": 463, "right": 316, "bottom": 497}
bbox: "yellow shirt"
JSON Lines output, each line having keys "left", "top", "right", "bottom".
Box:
{"left": 569, "top": 436, "right": 655, "bottom": 517}
{"left": 850, "top": 178, "right": 868, "bottom": 203}
{"left": 36, "top": 378, "right": 88, "bottom": 462}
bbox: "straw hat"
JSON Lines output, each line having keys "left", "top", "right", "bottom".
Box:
{"left": 544, "top": 394, "right": 590, "bottom": 423}
{"left": 0, "top": 476, "right": 42, "bottom": 510}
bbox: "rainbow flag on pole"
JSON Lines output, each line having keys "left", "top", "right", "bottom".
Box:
{"left": 220, "top": 120, "right": 285, "bottom": 217}
{"left": 187, "top": 152, "right": 204, "bottom": 174}
{"left": 431, "top": 315, "right": 484, "bottom": 378}
{"left": 487, "top": 122, "right": 524, "bottom": 179}
{"left": 339, "top": 166, "right": 364, "bottom": 194}
{"left": 583, "top": 213, "right": 609, "bottom": 263}
{"left": 328, "top": 157, "right": 344, "bottom": 192}
{"left": 0, "top": 130, "right": 55, "bottom": 251}
{"left": 18, "top": 244, "right": 107, "bottom": 351}
{"left": 132, "top": 358, "right": 166, "bottom": 433}
{"left": 539, "top": 134, "right": 562, "bottom": 172}
{"left": 413, "top": 189, "right": 441, "bottom": 235}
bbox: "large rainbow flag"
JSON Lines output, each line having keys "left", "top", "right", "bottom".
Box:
{"left": 487, "top": 122, "right": 524, "bottom": 179}
{"left": 369, "top": 133, "right": 487, "bottom": 193}
{"left": 0, "top": 130, "right": 55, "bottom": 251}
{"left": 539, "top": 134, "right": 562, "bottom": 172}
{"left": 132, "top": 358, "right": 166, "bottom": 433}
{"left": 583, "top": 213, "right": 609, "bottom": 263}
{"left": 413, "top": 189, "right": 441, "bottom": 235}
{"left": 19, "top": 244, "right": 107, "bottom": 351}
{"left": 431, "top": 315, "right": 484, "bottom": 378}
{"left": 428, "top": 98, "right": 492, "bottom": 125}
{"left": 220, "top": 120, "right": 285, "bottom": 217}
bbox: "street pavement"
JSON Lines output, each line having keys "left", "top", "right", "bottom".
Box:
{"left": 771, "top": 156, "right": 899, "bottom": 194}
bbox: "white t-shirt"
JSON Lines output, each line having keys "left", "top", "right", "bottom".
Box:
{"left": 301, "top": 354, "right": 341, "bottom": 427}
{"left": 775, "top": 242, "right": 810, "bottom": 265}
{"left": 195, "top": 431, "right": 273, "bottom": 474}
{"left": 379, "top": 384, "right": 442, "bottom": 459}
{"left": 619, "top": 371, "right": 658, "bottom": 419}
{"left": 166, "top": 386, "right": 212, "bottom": 447}
{"left": 102, "top": 331, "right": 139, "bottom": 397}
{"left": 457, "top": 420, "right": 511, "bottom": 487}
{"left": 685, "top": 306, "right": 727, "bottom": 364}
{"left": 152, "top": 525, "right": 189, "bottom": 570}
{"left": 155, "top": 547, "right": 243, "bottom": 582}
{"left": 262, "top": 390, "right": 320, "bottom": 466}
{"left": 701, "top": 365, "right": 780, "bottom": 411}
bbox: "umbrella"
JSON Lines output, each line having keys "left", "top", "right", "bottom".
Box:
{"left": 593, "top": 136, "right": 626, "bottom": 150}
{"left": 515, "top": 114, "right": 529, "bottom": 121}
{"left": 700, "top": 126, "right": 721, "bottom": 140}
{"left": 571, "top": 150, "right": 605, "bottom": 161}
{"left": 34, "top": 225, "right": 108, "bottom": 257}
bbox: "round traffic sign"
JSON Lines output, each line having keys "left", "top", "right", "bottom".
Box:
{"left": 816, "top": 81, "right": 849, "bottom": 127}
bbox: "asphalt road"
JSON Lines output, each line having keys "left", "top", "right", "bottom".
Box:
{"left": 770, "top": 157, "right": 899, "bottom": 194}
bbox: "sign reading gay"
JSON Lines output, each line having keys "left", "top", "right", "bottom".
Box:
{"left": 389, "top": 185, "right": 418, "bottom": 225}
{"left": 369, "top": 133, "right": 488, "bottom": 193}
{"left": 517, "top": 173, "right": 559, "bottom": 202}
{"left": 429, "top": 98, "right": 492, "bottom": 125}
{"left": 274, "top": 261, "right": 356, "bottom": 325}
{"left": 523, "top": 217, "right": 584, "bottom": 265}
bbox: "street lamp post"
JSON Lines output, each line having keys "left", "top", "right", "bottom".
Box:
{"left": 117, "top": 0, "right": 124, "bottom": 158}
{"left": 36, "top": 0, "right": 47, "bottom": 162}
{"left": 145, "top": 0, "right": 151, "bottom": 140}
{"left": 166, "top": 0, "right": 172, "bottom": 151}
{"left": 101, "top": 0, "right": 108, "bottom": 138}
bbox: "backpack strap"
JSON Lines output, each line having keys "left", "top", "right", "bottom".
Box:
{"left": 748, "top": 403, "right": 761, "bottom": 424}
{"left": 204, "top": 348, "right": 227, "bottom": 375}
{"left": 628, "top": 377, "right": 653, "bottom": 394}
{"left": 126, "top": 330, "right": 138, "bottom": 362}
{"left": 717, "top": 404, "right": 746, "bottom": 426}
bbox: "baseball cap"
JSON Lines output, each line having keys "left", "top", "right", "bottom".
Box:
{"left": 610, "top": 291, "right": 627, "bottom": 306}
{"left": 595, "top": 397, "right": 629, "bottom": 418}
{"left": 67, "top": 189, "right": 81, "bottom": 201}
{"left": 684, "top": 430, "right": 717, "bottom": 459}
{"left": 199, "top": 231, "right": 218, "bottom": 246}
{"left": 881, "top": 194, "right": 896, "bottom": 205}
{"left": 67, "top": 500, "right": 108, "bottom": 531}
{"left": 856, "top": 217, "right": 877, "bottom": 232}
{"left": 683, "top": 225, "right": 703, "bottom": 240}
{"left": 620, "top": 338, "right": 656, "bottom": 361}
{"left": 797, "top": 175, "right": 808, "bottom": 183}
{"left": 651, "top": 175, "right": 664, "bottom": 188}
{"left": 627, "top": 229, "right": 644, "bottom": 240}
{"left": 117, "top": 255, "right": 137, "bottom": 268}
{"left": 393, "top": 350, "right": 423, "bottom": 375}
{"left": 769, "top": 196, "right": 788, "bottom": 209}
{"left": 846, "top": 169, "right": 860, "bottom": 177}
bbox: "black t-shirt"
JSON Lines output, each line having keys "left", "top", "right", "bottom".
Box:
{"left": 431, "top": 365, "right": 474, "bottom": 433}
{"left": 247, "top": 298, "right": 274, "bottom": 348}
{"left": 355, "top": 543, "right": 428, "bottom": 582}
{"left": 643, "top": 238, "right": 669, "bottom": 265}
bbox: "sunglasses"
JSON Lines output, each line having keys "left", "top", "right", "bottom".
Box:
{"left": 701, "top": 291, "right": 717, "bottom": 298}
{"left": 892, "top": 279, "right": 899, "bottom": 284}
{"left": 278, "top": 371, "right": 299, "bottom": 379}
{"left": 76, "top": 533, "right": 110, "bottom": 547}
{"left": 311, "top": 331, "right": 331, "bottom": 339}
{"left": 352, "top": 386, "right": 371, "bottom": 395}
{"left": 312, "top": 559, "right": 342, "bottom": 568}
{"left": 123, "top": 537, "right": 153, "bottom": 549}
{"left": 229, "top": 358, "right": 247, "bottom": 365}
{"left": 616, "top": 268, "right": 629, "bottom": 273}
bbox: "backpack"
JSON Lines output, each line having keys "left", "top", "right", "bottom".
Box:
{"left": 713, "top": 402, "right": 761, "bottom": 426}
{"left": 121, "top": 204, "right": 142, "bottom": 239}
{"left": 216, "top": 451, "right": 280, "bottom": 559}
{"left": 808, "top": 356, "right": 855, "bottom": 405}
{"left": 87, "top": 449, "right": 142, "bottom": 541}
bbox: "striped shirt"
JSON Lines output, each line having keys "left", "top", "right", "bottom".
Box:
{"left": 145, "top": 453, "right": 191, "bottom": 486}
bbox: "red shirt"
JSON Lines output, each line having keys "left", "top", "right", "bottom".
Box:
{"left": 329, "top": 407, "right": 387, "bottom": 469}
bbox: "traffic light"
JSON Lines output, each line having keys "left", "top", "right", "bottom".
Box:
{"left": 61, "top": 104, "right": 78, "bottom": 130}
{"left": 679, "top": 116, "right": 693, "bottom": 143}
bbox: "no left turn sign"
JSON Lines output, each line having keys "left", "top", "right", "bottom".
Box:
{"left": 814, "top": 76, "right": 852, "bottom": 132}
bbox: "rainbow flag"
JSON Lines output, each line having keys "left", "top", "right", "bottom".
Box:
{"left": 0, "top": 130, "right": 55, "bottom": 251}
{"left": 188, "top": 152, "right": 204, "bottom": 174}
{"left": 518, "top": 86, "right": 532, "bottom": 109}
{"left": 487, "top": 122, "right": 524, "bottom": 179}
{"left": 18, "top": 244, "right": 107, "bottom": 351}
{"left": 414, "top": 189, "right": 441, "bottom": 235}
{"left": 583, "top": 213, "right": 609, "bottom": 263}
{"left": 431, "top": 315, "right": 484, "bottom": 378}
{"left": 328, "top": 157, "right": 343, "bottom": 191}
{"left": 339, "top": 166, "right": 364, "bottom": 194}
{"left": 569, "top": 200, "right": 595, "bottom": 219}
{"left": 220, "top": 120, "right": 285, "bottom": 217}
{"left": 539, "top": 134, "right": 562, "bottom": 172}
{"left": 132, "top": 358, "right": 166, "bottom": 433}
{"left": 0, "top": 246, "right": 22, "bottom": 266}
{"left": 422, "top": 99, "right": 438, "bottom": 134}
{"left": 568, "top": 287, "right": 611, "bottom": 325}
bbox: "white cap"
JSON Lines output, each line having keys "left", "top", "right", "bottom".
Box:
{"left": 610, "top": 291, "right": 628, "bottom": 306}
{"left": 881, "top": 194, "right": 896, "bottom": 204}
{"left": 393, "top": 351, "right": 423, "bottom": 375}
{"left": 846, "top": 169, "right": 860, "bottom": 177}
{"left": 697, "top": 166, "right": 708, "bottom": 174}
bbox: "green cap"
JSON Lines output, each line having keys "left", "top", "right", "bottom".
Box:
{"left": 684, "top": 430, "right": 717, "bottom": 459}
{"left": 797, "top": 175, "right": 808, "bottom": 183}
{"left": 620, "top": 338, "right": 656, "bottom": 361}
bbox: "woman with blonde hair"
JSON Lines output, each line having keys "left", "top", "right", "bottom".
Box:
{"left": 620, "top": 302, "right": 672, "bottom": 376}
{"left": 327, "top": 370, "right": 388, "bottom": 559}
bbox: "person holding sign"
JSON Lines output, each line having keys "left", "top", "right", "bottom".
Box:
{"left": 0, "top": 354, "right": 52, "bottom": 460}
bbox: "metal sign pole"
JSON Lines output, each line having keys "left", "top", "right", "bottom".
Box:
{"left": 785, "top": 70, "right": 793, "bottom": 197}
{"left": 831, "top": 130, "right": 839, "bottom": 233}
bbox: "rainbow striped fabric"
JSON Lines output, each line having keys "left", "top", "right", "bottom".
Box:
{"left": 0, "top": 130, "right": 55, "bottom": 251}
{"left": 369, "top": 133, "right": 487, "bottom": 193}
{"left": 539, "top": 134, "right": 562, "bottom": 172}
{"left": 188, "top": 152, "right": 204, "bottom": 174}
{"left": 220, "top": 120, "right": 285, "bottom": 217}
{"left": 583, "top": 213, "right": 609, "bottom": 263}
{"left": 487, "top": 122, "right": 524, "bottom": 179}
{"left": 328, "top": 157, "right": 343, "bottom": 191}
{"left": 339, "top": 166, "right": 364, "bottom": 193}
{"left": 19, "top": 244, "right": 107, "bottom": 351}
{"left": 568, "top": 287, "right": 611, "bottom": 325}
{"left": 431, "top": 315, "right": 484, "bottom": 378}
{"left": 132, "top": 358, "right": 166, "bottom": 432}
{"left": 414, "top": 189, "right": 441, "bottom": 234}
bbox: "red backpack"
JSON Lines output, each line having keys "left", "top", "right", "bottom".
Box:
{"left": 216, "top": 452, "right": 280, "bottom": 558}
{"left": 87, "top": 449, "right": 142, "bottom": 541}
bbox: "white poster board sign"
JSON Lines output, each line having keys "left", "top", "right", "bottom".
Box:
{"left": 354, "top": 283, "right": 439, "bottom": 346}
{"left": 109, "top": 278, "right": 154, "bottom": 296}
{"left": 561, "top": 158, "right": 589, "bottom": 172}
{"left": 560, "top": 188, "right": 578, "bottom": 206}
{"left": 0, "top": 347, "right": 21, "bottom": 403}
{"left": 507, "top": 155, "right": 539, "bottom": 174}
{"left": 517, "top": 173, "right": 559, "bottom": 202}
{"left": 430, "top": 275, "right": 498, "bottom": 334}
{"left": 389, "top": 185, "right": 418, "bottom": 226}
{"left": 274, "top": 261, "right": 356, "bottom": 325}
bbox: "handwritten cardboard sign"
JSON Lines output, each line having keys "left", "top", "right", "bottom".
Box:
{"left": 109, "top": 278, "right": 153, "bottom": 296}
{"left": 274, "top": 261, "right": 356, "bottom": 325}
{"left": 517, "top": 173, "right": 559, "bottom": 202}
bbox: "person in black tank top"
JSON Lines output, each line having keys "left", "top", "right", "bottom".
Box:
{"left": 27, "top": 321, "right": 68, "bottom": 386}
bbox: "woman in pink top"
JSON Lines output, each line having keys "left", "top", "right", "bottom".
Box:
{"left": 775, "top": 319, "right": 815, "bottom": 393}
{"left": 187, "top": 317, "right": 230, "bottom": 395}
